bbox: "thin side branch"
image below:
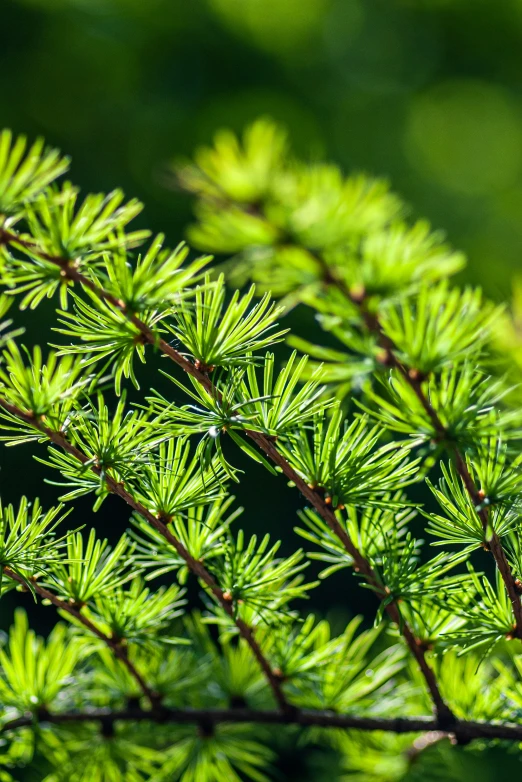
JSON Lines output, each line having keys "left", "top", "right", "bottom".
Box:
{"left": 247, "top": 432, "right": 452, "bottom": 722}
{"left": 315, "top": 242, "right": 522, "bottom": 637}
{"left": 0, "top": 396, "right": 290, "bottom": 714}
{"left": 2, "top": 705, "right": 522, "bottom": 742}
{"left": 345, "top": 283, "right": 522, "bottom": 640}
{"left": 2, "top": 566, "right": 155, "bottom": 704}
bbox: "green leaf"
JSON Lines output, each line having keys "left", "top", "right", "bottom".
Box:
{"left": 361, "top": 363, "right": 518, "bottom": 449}
{"left": 45, "top": 529, "right": 136, "bottom": 606}
{"left": 98, "top": 235, "right": 209, "bottom": 314}
{"left": 131, "top": 496, "right": 241, "bottom": 584}
{"left": 38, "top": 393, "right": 164, "bottom": 508}
{"left": 0, "top": 610, "right": 80, "bottom": 712}
{"left": 86, "top": 578, "right": 186, "bottom": 648}
{"left": 54, "top": 291, "right": 159, "bottom": 395}
{"left": 22, "top": 183, "right": 148, "bottom": 262}
{"left": 440, "top": 566, "right": 518, "bottom": 656}
{"left": 425, "top": 456, "right": 520, "bottom": 550}
{"left": 239, "top": 350, "right": 333, "bottom": 435}
{"left": 178, "top": 118, "right": 288, "bottom": 204}
{"left": 0, "top": 497, "right": 72, "bottom": 595}
{"left": 167, "top": 274, "right": 286, "bottom": 369}
{"left": 380, "top": 282, "right": 502, "bottom": 374}
{"left": 280, "top": 409, "right": 419, "bottom": 508}
{"left": 207, "top": 529, "right": 315, "bottom": 624}
{"left": 0, "top": 130, "right": 68, "bottom": 215}
{"left": 0, "top": 342, "right": 92, "bottom": 443}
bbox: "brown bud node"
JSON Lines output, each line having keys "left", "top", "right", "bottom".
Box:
{"left": 375, "top": 349, "right": 391, "bottom": 366}
{"left": 194, "top": 359, "right": 215, "bottom": 373}
{"left": 349, "top": 283, "right": 366, "bottom": 304}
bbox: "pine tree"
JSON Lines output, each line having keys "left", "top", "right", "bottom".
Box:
{"left": 0, "top": 121, "right": 522, "bottom": 780}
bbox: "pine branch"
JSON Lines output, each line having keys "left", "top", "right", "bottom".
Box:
{"left": 303, "top": 241, "right": 522, "bottom": 637}
{"left": 0, "top": 395, "right": 290, "bottom": 714}
{"left": 0, "top": 228, "right": 204, "bottom": 383}
{"left": 3, "top": 705, "right": 522, "bottom": 743}
{"left": 305, "top": 243, "right": 522, "bottom": 639}
{"left": 171, "top": 183, "right": 518, "bottom": 629}
{"left": 342, "top": 281, "right": 522, "bottom": 640}
{"left": 247, "top": 431, "right": 453, "bottom": 724}
{"left": 2, "top": 565, "right": 156, "bottom": 704}
{"left": 0, "top": 228, "right": 454, "bottom": 724}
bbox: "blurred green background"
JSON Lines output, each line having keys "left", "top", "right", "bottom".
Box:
{"left": 3, "top": 0, "right": 522, "bottom": 778}
{"left": 5, "top": 0, "right": 522, "bottom": 298}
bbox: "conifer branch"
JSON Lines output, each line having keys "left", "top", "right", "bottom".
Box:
{"left": 305, "top": 244, "right": 522, "bottom": 639}
{"left": 3, "top": 705, "right": 522, "bottom": 743}
{"left": 308, "top": 245, "right": 522, "bottom": 638}
{"left": 246, "top": 431, "right": 454, "bottom": 723}
{"left": 342, "top": 282, "right": 522, "bottom": 640}
{"left": 0, "top": 395, "right": 291, "bottom": 713}
{"left": 0, "top": 229, "right": 454, "bottom": 724}
{"left": 0, "top": 228, "right": 205, "bottom": 384}
{"left": 1, "top": 565, "right": 156, "bottom": 704}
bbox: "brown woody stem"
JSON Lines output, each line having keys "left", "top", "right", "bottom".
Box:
{"left": 339, "top": 280, "right": 522, "bottom": 641}
{"left": 2, "top": 566, "right": 155, "bottom": 703}
{"left": 0, "top": 395, "right": 289, "bottom": 713}
{"left": 2, "top": 705, "right": 522, "bottom": 742}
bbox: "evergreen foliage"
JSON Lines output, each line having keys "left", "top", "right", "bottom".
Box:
{"left": 0, "top": 119, "right": 522, "bottom": 780}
